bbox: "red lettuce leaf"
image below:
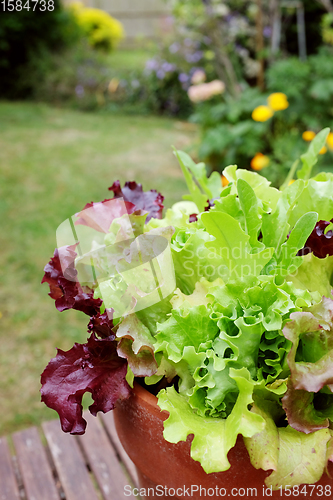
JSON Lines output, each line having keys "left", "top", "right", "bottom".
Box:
{"left": 40, "top": 334, "right": 131, "bottom": 434}
{"left": 109, "top": 180, "right": 164, "bottom": 221}
{"left": 189, "top": 213, "right": 198, "bottom": 223}
{"left": 282, "top": 379, "right": 329, "bottom": 434}
{"left": 117, "top": 338, "right": 157, "bottom": 377}
{"left": 75, "top": 198, "right": 136, "bottom": 233}
{"left": 116, "top": 315, "right": 158, "bottom": 377}
{"left": 283, "top": 305, "right": 333, "bottom": 393}
{"left": 88, "top": 309, "right": 114, "bottom": 339}
{"left": 299, "top": 219, "right": 333, "bottom": 258}
{"left": 41, "top": 247, "right": 102, "bottom": 316}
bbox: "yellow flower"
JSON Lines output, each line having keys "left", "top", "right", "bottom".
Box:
{"left": 108, "top": 78, "right": 119, "bottom": 93}
{"left": 251, "top": 153, "right": 270, "bottom": 171}
{"left": 267, "top": 93, "right": 289, "bottom": 111}
{"left": 327, "top": 132, "right": 333, "bottom": 150}
{"left": 302, "top": 130, "right": 316, "bottom": 142}
{"left": 288, "top": 179, "right": 295, "bottom": 185}
{"left": 221, "top": 175, "right": 229, "bottom": 187}
{"left": 320, "top": 146, "right": 327, "bottom": 155}
{"left": 252, "top": 105, "right": 273, "bottom": 122}
{"left": 72, "top": 4, "right": 124, "bottom": 51}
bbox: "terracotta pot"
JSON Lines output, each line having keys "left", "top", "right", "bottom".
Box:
{"left": 114, "top": 383, "right": 333, "bottom": 500}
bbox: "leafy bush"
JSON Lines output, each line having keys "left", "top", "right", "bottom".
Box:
{"left": 33, "top": 41, "right": 111, "bottom": 111}
{"left": 71, "top": 2, "right": 124, "bottom": 52}
{"left": 0, "top": 0, "right": 79, "bottom": 98}
{"left": 192, "top": 47, "right": 333, "bottom": 187}
{"left": 33, "top": 45, "right": 194, "bottom": 117}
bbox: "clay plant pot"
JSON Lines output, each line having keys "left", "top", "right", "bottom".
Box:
{"left": 114, "top": 382, "right": 333, "bottom": 500}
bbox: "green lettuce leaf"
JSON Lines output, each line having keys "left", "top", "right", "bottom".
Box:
{"left": 201, "top": 211, "right": 274, "bottom": 279}
{"left": 297, "top": 128, "right": 330, "bottom": 181}
{"left": 261, "top": 180, "right": 305, "bottom": 253}
{"left": 275, "top": 211, "right": 317, "bottom": 276}
{"left": 223, "top": 165, "right": 280, "bottom": 211}
{"left": 244, "top": 399, "right": 280, "bottom": 471}
{"left": 174, "top": 149, "right": 222, "bottom": 203}
{"left": 245, "top": 404, "right": 331, "bottom": 489}
{"left": 170, "top": 228, "right": 228, "bottom": 293}
{"left": 288, "top": 178, "right": 333, "bottom": 228}
{"left": 174, "top": 150, "right": 208, "bottom": 212}
{"left": 154, "top": 304, "right": 218, "bottom": 363}
{"left": 157, "top": 368, "right": 265, "bottom": 473}
{"left": 265, "top": 426, "right": 331, "bottom": 489}
{"left": 287, "top": 253, "right": 333, "bottom": 300}
{"left": 237, "top": 178, "right": 263, "bottom": 248}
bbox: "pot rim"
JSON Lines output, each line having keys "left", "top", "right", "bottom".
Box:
{"left": 130, "top": 381, "right": 169, "bottom": 421}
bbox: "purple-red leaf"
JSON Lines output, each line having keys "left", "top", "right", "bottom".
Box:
{"left": 283, "top": 304, "right": 333, "bottom": 393}
{"left": 75, "top": 198, "right": 136, "bottom": 233}
{"left": 41, "top": 247, "right": 102, "bottom": 316}
{"left": 41, "top": 334, "right": 131, "bottom": 434}
{"left": 109, "top": 180, "right": 164, "bottom": 221}
{"left": 88, "top": 309, "right": 114, "bottom": 339}
{"left": 299, "top": 219, "right": 333, "bottom": 258}
{"left": 282, "top": 379, "right": 329, "bottom": 434}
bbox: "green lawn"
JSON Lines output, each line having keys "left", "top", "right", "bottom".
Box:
{"left": 0, "top": 101, "right": 197, "bottom": 436}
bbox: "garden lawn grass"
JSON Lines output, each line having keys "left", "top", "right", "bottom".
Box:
{"left": 0, "top": 101, "right": 197, "bottom": 436}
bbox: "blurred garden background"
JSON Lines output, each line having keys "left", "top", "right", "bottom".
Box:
{"left": 2, "top": 0, "right": 333, "bottom": 436}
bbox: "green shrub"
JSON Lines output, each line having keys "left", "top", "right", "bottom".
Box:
{"left": 192, "top": 47, "right": 333, "bottom": 187}
{"left": 33, "top": 45, "right": 193, "bottom": 117}
{"left": 0, "top": 0, "right": 79, "bottom": 98}
{"left": 34, "top": 41, "right": 114, "bottom": 111}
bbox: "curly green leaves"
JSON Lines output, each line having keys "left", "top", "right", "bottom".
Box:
{"left": 158, "top": 368, "right": 265, "bottom": 473}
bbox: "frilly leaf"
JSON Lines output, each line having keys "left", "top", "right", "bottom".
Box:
{"left": 157, "top": 368, "right": 265, "bottom": 473}
{"left": 41, "top": 334, "right": 130, "bottom": 434}
{"left": 116, "top": 314, "right": 158, "bottom": 377}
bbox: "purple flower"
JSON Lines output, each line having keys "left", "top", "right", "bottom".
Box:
{"left": 203, "top": 36, "right": 211, "bottom": 45}
{"left": 263, "top": 26, "right": 272, "bottom": 38}
{"left": 161, "top": 62, "right": 176, "bottom": 73}
{"left": 145, "top": 59, "right": 159, "bottom": 72}
{"left": 184, "top": 38, "right": 193, "bottom": 47}
{"left": 75, "top": 85, "right": 85, "bottom": 98}
{"left": 178, "top": 73, "right": 189, "bottom": 83}
{"left": 156, "top": 69, "right": 166, "bottom": 80}
{"left": 185, "top": 51, "right": 203, "bottom": 63}
{"left": 169, "top": 42, "right": 180, "bottom": 54}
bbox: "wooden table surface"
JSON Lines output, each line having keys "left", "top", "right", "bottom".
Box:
{"left": 0, "top": 411, "right": 139, "bottom": 500}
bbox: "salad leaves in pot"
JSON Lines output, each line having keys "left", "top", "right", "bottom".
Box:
{"left": 41, "top": 128, "right": 333, "bottom": 489}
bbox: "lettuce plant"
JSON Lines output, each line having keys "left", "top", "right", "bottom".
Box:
{"left": 41, "top": 129, "right": 333, "bottom": 489}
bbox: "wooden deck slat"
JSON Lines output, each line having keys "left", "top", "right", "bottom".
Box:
{"left": 42, "top": 419, "right": 100, "bottom": 500}
{"left": 12, "top": 427, "right": 60, "bottom": 500}
{"left": 78, "top": 412, "right": 136, "bottom": 499}
{"left": 0, "top": 437, "right": 20, "bottom": 500}
{"left": 100, "top": 412, "right": 138, "bottom": 487}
